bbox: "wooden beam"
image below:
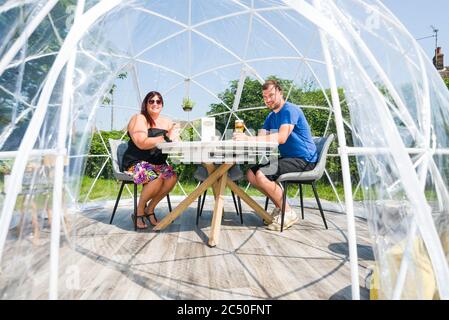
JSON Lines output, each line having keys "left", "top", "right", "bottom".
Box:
{"left": 153, "top": 163, "right": 233, "bottom": 230}
{"left": 204, "top": 163, "right": 225, "bottom": 215}
{"left": 204, "top": 163, "right": 219, "bottom": 198}
{"left": 207, "top": 174, "right": 228, "bottom": 247}
{"left": 226, "top": 180, "right": 273, "bottom": 223}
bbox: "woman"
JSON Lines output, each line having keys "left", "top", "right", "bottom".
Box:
{"left": 122, "top": 91, "right": 178, "bottom": 229}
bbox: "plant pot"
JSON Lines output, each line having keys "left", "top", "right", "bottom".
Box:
{"left": 182, "top": 106, "right": 192, "bottom": 112}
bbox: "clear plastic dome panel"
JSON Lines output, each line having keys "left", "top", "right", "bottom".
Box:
{"left": 0, "top": 0, "right": 448, "bottom": 300}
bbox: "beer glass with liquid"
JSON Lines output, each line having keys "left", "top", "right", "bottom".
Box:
{"left": 234, "top": 119, "right": 245, "bottom": 133}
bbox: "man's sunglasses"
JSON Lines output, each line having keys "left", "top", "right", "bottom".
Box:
{"left": 148, "top": 99, "right": 162, "bottom": 105}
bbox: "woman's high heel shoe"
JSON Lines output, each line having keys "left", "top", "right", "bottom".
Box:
{"left": 144, "top": 212, "right": 158, "bottom": 227}
{"left": 131, "top": 214, "right": 148, "bottom": 230}
{"left": 144, "top": 205, "right": 158, "bottom": 227}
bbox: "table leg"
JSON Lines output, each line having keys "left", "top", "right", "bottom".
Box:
{"left": 204, "top": 163, "right": 219, "bottom": 198}
{"left": 208, "top": 173, "right": 228, "bottom": 247}
{"left": 153, "top": 163, "right": 233, "bottom": 231}
{"left": 226, "top": 180, "right": 273, "bottom": 223}
{"left": 204, "top": 163, "right": 225, "bottom": 215}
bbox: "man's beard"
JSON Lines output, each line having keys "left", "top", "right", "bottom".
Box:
{"left": 270, "top": 102, "right": 281, "bottom": 111}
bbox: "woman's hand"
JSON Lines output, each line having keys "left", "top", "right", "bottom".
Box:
{"left": 167, "top": 122, "right": 181, "bottom": 141}
{"left": 232, "top": 132, "right": 248, "bottom": 141}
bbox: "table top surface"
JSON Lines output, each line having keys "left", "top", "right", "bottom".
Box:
{"left": 157, "top": 140, "right": 278, "bottom": 149}
{"left": 157, "top": 140, "right": 279, "bottom": 164}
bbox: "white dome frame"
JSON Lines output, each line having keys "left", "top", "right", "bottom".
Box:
{"left": 1, "top": 0, "right": 448, "bottom": 300}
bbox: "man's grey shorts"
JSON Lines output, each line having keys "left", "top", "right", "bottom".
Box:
{"left": 249, "top": 157, "right": 316, "bottom": 181}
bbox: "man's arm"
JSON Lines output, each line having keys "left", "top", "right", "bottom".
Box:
{"left": 234, "top": 124, "right": 293, "bottom": 144}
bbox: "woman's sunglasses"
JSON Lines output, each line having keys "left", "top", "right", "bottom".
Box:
{"left": 148, "top": 99, "right": 162, "bottom": 105}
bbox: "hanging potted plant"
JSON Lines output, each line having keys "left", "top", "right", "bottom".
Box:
{"left": 182, "top": 97, "right": 195, "bottom": 112}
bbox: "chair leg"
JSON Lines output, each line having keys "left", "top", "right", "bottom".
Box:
{"left": 166, "top": 194, "right": 172, "bottom": 212}
{"left": 264, "top": 196, "right": 269, "bottom": 211}
{"left": 110, "top": 181, "right": 125, "bottom": 224}
{"left": 133, "top": 183, "right": 138, "bottom": 231}
{"left": 299, "top": 184, "right": 304, "bottom": 220}
{"left": 237, "top": 196, "right": 243, "bottom": 225}
{"left": 312, "top": 182, "right": 328, "bottom": 229}
{"left": 196, "top": 194, "right": 202, "bottom": 226}
{"left": 231, "top": 191, "right": 239, "bottom": 216}
{"left": 200, "top": 189, "right": 207, "bottom": 216}
{"left": 280, "top": 182, "right": 288, "bottom": 232}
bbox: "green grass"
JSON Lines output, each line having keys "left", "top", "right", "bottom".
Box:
{"left": 79, "top": 175, "right": 363, "bottom": 202}
{"left": 244, "top": 181, "right": 365, "bottom": 202}
{"left": 1, "top": 175, "right": 435, "bottom": 204}
{"left": 80, "top": 176, "right": 132, "bottom": 201}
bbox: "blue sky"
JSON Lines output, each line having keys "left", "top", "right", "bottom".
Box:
{"left": 382, "top": 0, "right": 449, "bottom": 62}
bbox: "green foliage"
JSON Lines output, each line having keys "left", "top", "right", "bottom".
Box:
{"left": 85, "top": 76, "right": 364, "bottom": 185}
{"left": 0, "top": 160, "right": 13, "bottom": 175}
{"left": 169, "top": 161, "right": 197, "bottom": 183}
{"left": 208, "top": 76, "right": 356, "bottom": 184}
{"left": 207, "top": 77, "right": 267, "bottom": 133}
{"left": 168, "top": 126, "right": 197, "bottom": 181}
{"left": 445, "top": 78, "right": 449, "bottom": 90}
{"left": 102, "top": 72, "right": 128, "bottom": 105}
{"left": 84, "top": 127, "right": 201, "bottom": 183}
{"left": 84, "top": 130, "right": 128, "bottom": 179}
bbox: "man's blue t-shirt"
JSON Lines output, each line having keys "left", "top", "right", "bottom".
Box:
{"left": 263, "top": 101, "right": 318, "bottom": 163}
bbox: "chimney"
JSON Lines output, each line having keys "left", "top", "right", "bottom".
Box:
{"left": 433, "top": 47, "right": 444, "bottom": 70}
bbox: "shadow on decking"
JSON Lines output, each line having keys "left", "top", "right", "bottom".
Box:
{"left": 328, "top": 243, "right": 375, "bottom": 261}
{"left": 0, "top": 197, "right": 372, "bottom": 300}
{"left": 67, "top": 199, "right": 372, "bottom": 300}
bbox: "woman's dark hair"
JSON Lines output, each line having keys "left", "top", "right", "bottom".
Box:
{"left": 141, "top": 91, "right": 164, "bottom": 128}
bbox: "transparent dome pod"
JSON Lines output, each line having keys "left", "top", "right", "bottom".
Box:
{"left": 0, "top": 0, "right": 448, "bottom": 299}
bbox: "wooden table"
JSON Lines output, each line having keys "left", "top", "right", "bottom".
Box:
{"left": 153, "top": 140, "right": 278, "bottom": 247}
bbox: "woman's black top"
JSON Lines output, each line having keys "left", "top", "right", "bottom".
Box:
{"left": 121, "top": 128, "right": 168, "bottom": 171}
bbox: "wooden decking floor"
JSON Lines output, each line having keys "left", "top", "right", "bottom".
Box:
{"left": 1, "top": 196, "right": 373, "bottom": 300}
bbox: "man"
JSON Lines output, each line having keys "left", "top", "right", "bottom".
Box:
{"left": 233, "top": 80, "right": 317, "bottom": 231}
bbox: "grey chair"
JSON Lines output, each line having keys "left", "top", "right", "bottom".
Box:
{"left": 108, "top": 139, "right": 172, "bottom": 231}
{"left": 194, "top": 165, "right": 244, "bottom": 225}
{"left": 265, "top": 134, "right": 335, "bottom": 232}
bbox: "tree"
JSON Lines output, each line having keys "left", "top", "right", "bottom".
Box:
{"left": 208, "top": 76, "right": 348, "bottom": 136}
{"left": 102, "top": 72, "right": 127, "bottom": 131}
{"left": 84, "top": 130, "right": 128, "bottom": 179}
{"left": 207, "top": 76, "right": 356, "bottom": 184}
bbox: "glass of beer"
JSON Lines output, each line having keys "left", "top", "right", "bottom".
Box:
{"left": 235, "top": 119, "right": 245, "bottom": 133}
